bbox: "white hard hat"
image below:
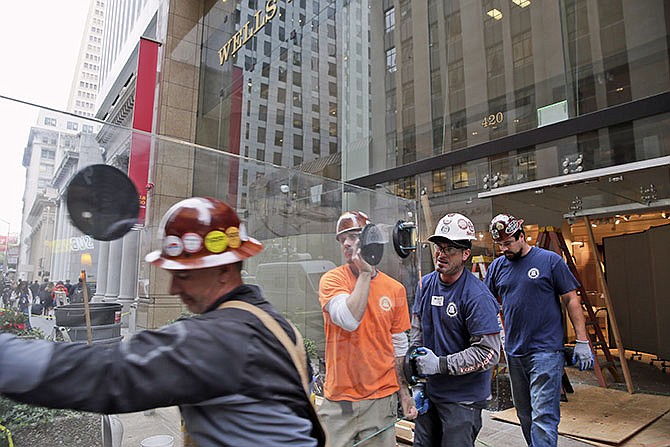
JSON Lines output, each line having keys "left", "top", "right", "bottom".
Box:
{"left": 428, "top": 213, "right": 477, "bottom": 245}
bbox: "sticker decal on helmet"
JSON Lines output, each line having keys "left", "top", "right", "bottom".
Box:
{"left": 225, "top": 226, "right": 241, "bottom": 248}
{"left": 204, "top": 230, "right": 228, "bottom": 253}
{"left": 163, "top": 236, "right": 184, "bottom": 257}
{"left": 182, "top": 232, "right": 203, "bottom": 253}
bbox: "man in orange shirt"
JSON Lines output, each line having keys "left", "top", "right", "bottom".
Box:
{"left": 318, "top": 211, "right": 417, "bottom": 446}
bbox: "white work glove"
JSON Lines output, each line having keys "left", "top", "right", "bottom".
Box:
{"left": 572, "top": 340, "right": 594, "bottom": 371}
{"left": 415, "top": 347, "right": 443, "bottom": 376}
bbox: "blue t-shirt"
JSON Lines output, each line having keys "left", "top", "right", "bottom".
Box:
{"left": 413, "top": 270, "right": 500, "bottom": 403}
{"left": 485, "top": 247, "right": 580, "bottom": 357}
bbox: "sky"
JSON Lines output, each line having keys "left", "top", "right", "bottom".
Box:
{"left": 0, "top": 1, "right": 90, "bottom": 234}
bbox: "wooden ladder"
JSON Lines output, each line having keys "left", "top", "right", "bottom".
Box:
{"left": 536, "top": 226, "right": 621, "bottom": 387}
{"left": 471, "top": 255, "right": 493, "bottom": 279}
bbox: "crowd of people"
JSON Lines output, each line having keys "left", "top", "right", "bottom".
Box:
{"left": 1, "top": 275, "right": 91, "bottom": 320}
{"left": 0, "top": 197, "right": 593, "bottom": 447}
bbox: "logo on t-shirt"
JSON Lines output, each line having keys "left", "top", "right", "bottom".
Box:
{"left": 446, "top": 302, "right": 458, "bottom": 317}
{"left": 527, "top": 267, "right": 540, "bottom": 279}
{"left": 379, "top": 296, "right": 392, "bottom": 311}
{"left": 431, "top": 295, "right": 444, "bottom": 306}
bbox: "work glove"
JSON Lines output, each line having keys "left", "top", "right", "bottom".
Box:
{"left": 412, "top": 384, "right": 430, "bottom": 415}
{"left": 415, "top": 347, "right": 442, "bottom": 376}
{"left": 572, "top": 340, "right": 594, "bottom": 371}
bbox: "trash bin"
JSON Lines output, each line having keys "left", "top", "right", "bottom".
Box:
{"left": 140, "top": 434, "right": 175, "bottom": 447}
{"left": 54, "top": 303, "right": 123, "bottom": 344}
{"left": 54, "top": 303, "right": 121, "bottom": 326}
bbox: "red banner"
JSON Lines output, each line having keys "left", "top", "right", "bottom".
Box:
{"left": 227, "top": 66, "right": 243, "bottom": 200}
{"left": 128, "top": 37, "right": 160, "bottom": 225}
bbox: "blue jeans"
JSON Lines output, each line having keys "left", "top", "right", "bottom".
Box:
{"left": 507, "top": 351, "right": 563, "bottom": 447}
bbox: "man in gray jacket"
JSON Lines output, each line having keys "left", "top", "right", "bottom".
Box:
{"left": 0, "top": 197, "right": 325, "bottom": 447}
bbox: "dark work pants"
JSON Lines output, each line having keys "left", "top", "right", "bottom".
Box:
{"left": 413, "top": 399, "right": 484, "bottom": 447}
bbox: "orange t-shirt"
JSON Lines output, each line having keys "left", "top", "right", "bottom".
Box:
{"left": 319, "top": 265, "right": 410, "bottom": 401}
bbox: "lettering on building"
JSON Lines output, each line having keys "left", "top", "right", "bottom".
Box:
{"left": 219, "top": 0, "right": 292, "bottom": 65}
{"left": 47, "top": 235, "right": 95, "bottom": 253}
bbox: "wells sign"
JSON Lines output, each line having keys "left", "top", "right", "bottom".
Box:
{"left": 219, "top": 0, "right": 292, "bottom": 65}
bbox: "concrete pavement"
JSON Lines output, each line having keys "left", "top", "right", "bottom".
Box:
{"left": 114, "top": 406, "right": 592, "bottom": 447}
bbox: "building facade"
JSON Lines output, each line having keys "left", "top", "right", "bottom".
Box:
{"left": 74, "top": 0, "right": 669, "bottom": 331}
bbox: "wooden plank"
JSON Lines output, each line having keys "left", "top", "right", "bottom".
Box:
{"left": 584, "top": 216, "right": 634, "bottom": 393}
{"left": 491, "top": 384, "right": 670, "bottom": 444}
{"left": 395, "top": 420, "right": 414, "bottom": 445}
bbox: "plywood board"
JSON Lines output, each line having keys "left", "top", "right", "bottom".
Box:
{"left": 565, "top": 410, "right": 670, "bottom": 447}
{"left": 491, "top": 384, "right": 670, "bottom": 444}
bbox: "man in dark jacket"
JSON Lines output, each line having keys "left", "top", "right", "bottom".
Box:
{"left": 0, "top": 197, "right": 325, "bottom": 446}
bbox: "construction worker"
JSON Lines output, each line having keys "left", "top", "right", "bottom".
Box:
{"left": 485, "top": 213, "right": 593, "bottom": 447}
{"left": 318, "top": 211, "right": 417, "bottom": 447}
{"left": 0, "top": 197, "right": 325, "bottom": 446}
{"left": 410, "top": 213, "right": 501, "bottom": 447}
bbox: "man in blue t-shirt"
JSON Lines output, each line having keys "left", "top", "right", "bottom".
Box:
{"left": 410, "top": 213, "right": 501, "bottom": 447}
{"left": 485, "top": 214, "right": 593, "bottom": 447}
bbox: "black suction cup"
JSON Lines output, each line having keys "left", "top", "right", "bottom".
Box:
{"left": 66, "top": 165, "right": 140, "bottom": 241}
{"left": 393, "top": 220, "right": 417, "bottom": 258}
{"left": 359, "top": 223, "right": 384, "bottom": 266}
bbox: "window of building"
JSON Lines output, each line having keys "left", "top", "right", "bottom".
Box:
{"left": 386, "top": 47, "right": 397, "bottom": 73}
{"left": 293, "top": 92, "right": 302, "bottom": 107}
{"left": 276, "top": 108, "right": 285, "bottom": 125}
{"left": 278, "top": 66, "right": 287, "bottom": 82}
{"left": 312, "top": 117, "right": 320, "bottom": 133}
{"left": 277, "top": 87, "right": 286, "bottom": 103}
{"left": 432, "top": 169, "right": 447, "bottom": 193}
{"left": 43, "top": 117, "right": 57, "bottom": 126}
{"left": 312, "top": 138, "right": 320, "bottom": 154}
{"left": 293, "top": 71, "right": 302, "bottom": 86}
{"left": 67, "top": 121, "right": 79, "bottom": 131}
{"left": 260, "top": 83, "right": 269, "bottom": 99}
{"left": 451, "top": 164, "right": 471, "bottom": 189}
{"left": 275, "top": 130, "right": 284, "bottom": 146}
{"left": 294, "top": 134, "right": 303, "bottom": 150}
{"left": 256, "top": 148, "right": 265, "bottom": 161}
{"left": 293, "top": 113, "right": 302, "bottom": 129}
{"left": 273, "top": 152, "right": 282, "bottom": 165}
{"left": 329, "top": 122, "right": 337, "bottom": 137}
{"left": 385, "top": 8, "right": 395, "bottom": 32}
{"left": 329, "top": 141, "right": 337, "bottom": 154}
{"left": 82, "top": 124, "right": 94, "bottom": 134}
{"left": 41, "top": 149, "right": 55, "bottom": 159}
{"left": 259, "top": 104, "right": 268, "bottom": 122}
{"left": 257, "top": 127, "right": 266, "bottom": 143}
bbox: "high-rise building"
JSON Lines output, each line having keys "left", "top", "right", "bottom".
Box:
{"left": 19, "top": 111, "right": 102, "bottom": 282}
{"left": 67, "top": 0, "right": 106, "bottom": 117}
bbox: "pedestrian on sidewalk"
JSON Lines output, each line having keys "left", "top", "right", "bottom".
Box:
{"left": 485, "top": 214, "right": 593, "bottom": 447}
{"left": 0, "top": 197, "right": 325, "bottom": 446}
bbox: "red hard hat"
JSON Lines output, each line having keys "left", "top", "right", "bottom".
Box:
{"left": 335, "top": 211, "right": 370, "bottom": 238}
{"left": 489, "top": 214, "right": 525, "bottom": 243}
{"left": 145, "top": 197, "right": 262, "bottom": 270}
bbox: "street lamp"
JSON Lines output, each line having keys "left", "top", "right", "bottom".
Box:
{"left": 0, "top": 218, "right": 10, "bottom": 274}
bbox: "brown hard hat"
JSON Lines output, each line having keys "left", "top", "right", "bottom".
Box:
{"left": 489, "top": 213, "right": 524, "bottom": 243}
{"left": 145, "top": 197, "right": 262, "bottom": 270}
{"left": 336, "top": 211, "right": 371, "bottom": 238}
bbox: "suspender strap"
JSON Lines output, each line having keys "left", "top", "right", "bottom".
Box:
{"left": 217, "top": 300, "right": 309, "bottom": 393}
{"left": 216, "top": 300, "right": 328, "bottom": 447}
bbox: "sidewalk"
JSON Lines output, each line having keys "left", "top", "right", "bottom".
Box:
{"left": 116, "top": 406, "right": 592, "bottom": 447}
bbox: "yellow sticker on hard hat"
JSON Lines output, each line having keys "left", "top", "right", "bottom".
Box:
{"left": 225, "top": 226, "right": 241, "bottom": 248}
{"left": 204, "top": 230, "right": 228, "bottom": 253}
